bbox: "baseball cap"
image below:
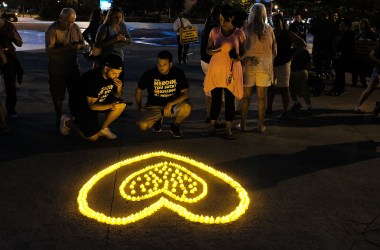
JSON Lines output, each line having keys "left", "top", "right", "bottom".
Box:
{"left": 104, "top": 55, "right": 123, "bottom": 70}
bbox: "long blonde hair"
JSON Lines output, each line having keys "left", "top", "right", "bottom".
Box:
{"left": 246, "top": 3, "right": 267, "bottom": 41}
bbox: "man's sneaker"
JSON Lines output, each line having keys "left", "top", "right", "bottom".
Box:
{"left": 290, "top": 103, "right": 302, "bottom": 112}
{"left": 170, "top": 123, "right": 182, "bottom": 138}
{"left": 8, "top": 111, "right": 18, "bottom": 119}
{"left": 59, "top": 114, "right": 71, "bottom": 136}
{"left": 374, "top": 102, "right": 380, "bottom": 116}
{"left": 99, "top": 127, "right": 117, "bottom": 139}
{"left": 354, "top": 106, "right": 361, "bottom": 113}
{"left": 153, "top": 118, "right": 163, "bottom": 132}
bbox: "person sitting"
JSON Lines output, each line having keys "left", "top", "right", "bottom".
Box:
{"left": 135, "top": 50, "right": 191, "bottom": 138}
{"left": 59, "top": 55, "right": 126, "bottom": 141}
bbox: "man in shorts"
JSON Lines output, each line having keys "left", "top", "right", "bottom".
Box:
{"left": 59, "top": 55, "right": 126, "bottom": 141}
{"left": 135, "top": 50, "right": 191, "bottom": 138}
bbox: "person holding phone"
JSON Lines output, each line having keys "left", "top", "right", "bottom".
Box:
{"left": 45, "top": 8, "right": 85, "bottom": 127}
{"left": 95, "top": 7, "right": 131, "bottom": 81}
{"left": 59, "top": 55, "right": 126, "bottom": 141}
{"left": 202, "top": 4, "right": 246, "bottom": 140}
{"left": 135, "top": 50, "right": 191, "bottom": 138}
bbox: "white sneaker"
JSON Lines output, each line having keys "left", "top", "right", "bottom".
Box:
{"left": 99, "top": 127, "right": 117, "bottom": 139}
{"left": 59, "top": 114, "right": 71, "bottom": 136}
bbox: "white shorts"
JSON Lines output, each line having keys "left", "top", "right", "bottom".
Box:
{"left": 273, "top": 62, "right": 291, "bottom": 87}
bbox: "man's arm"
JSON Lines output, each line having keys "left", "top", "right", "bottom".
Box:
{"left": 112, "top": 77, "right": 123, "bottom": 98}
{"left": 87, "top": 96, "right": 114, "bottom": 111}
{"left": 163, "top": 88, "right": 190, "bottom": 116}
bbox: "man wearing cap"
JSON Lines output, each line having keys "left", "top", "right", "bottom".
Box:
{"left": 135, "top": 50, "right": 191, "bottom": 138}
{"left": 59, "top": 55, "right": 126, "bottom": 141}
{"left": 45, "top": 8, "right": 85, "bottom": 127}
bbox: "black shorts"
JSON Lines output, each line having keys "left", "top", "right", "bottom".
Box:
{"left": 73, "top": 107, "right": 101, "bottom": 138}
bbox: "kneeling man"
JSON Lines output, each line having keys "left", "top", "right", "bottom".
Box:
{"left": 135, "top": 50, "right": 191, "bottom": 137}
{"left": 60, "top": 55, "right": 126, "bottom": 141}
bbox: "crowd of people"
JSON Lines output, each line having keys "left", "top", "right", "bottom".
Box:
{"left": 0, "top": 4, "right": 379, "bottom": 139}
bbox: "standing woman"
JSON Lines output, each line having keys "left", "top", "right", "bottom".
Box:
{"left": 202, "top": 4, "right": 246, "bottom": 139}
{"left": 95, "top": 7, "right": 131, "bottom": 80}
{"left": 267, "top": 13, "right": 305, "bottom": 118}
{"left": 0, "top": 5, "right": 23, "bottom": 118}
{"left": 82, "top": 8, "right": 103, "bottom": 68}
{"left": 240, "top": 3, "right": 276, "bottom": 132}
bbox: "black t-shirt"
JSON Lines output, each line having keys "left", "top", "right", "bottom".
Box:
{"left": 274, "top": 29, "right": 293, "bottom": 66}
{"left": 138, "top": 67, "right": 189, "bottom": 106}
{"left": 70, "top": 68, "right": 116, "bottom": 112}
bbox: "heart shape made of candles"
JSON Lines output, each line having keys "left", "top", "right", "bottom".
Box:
{"left": 78, "top": 151, "right": 250, "bottom": 225}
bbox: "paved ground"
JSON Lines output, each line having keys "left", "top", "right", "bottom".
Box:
{"left": 0, "top": 22, "right": 380, "bottom": 250}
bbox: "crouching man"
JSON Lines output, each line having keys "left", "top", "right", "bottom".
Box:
{"left": 135, "top": 50, "right": 191, "bottom": 137}
{"left": 60, "top": 55, "right": 126, "bottom": 141}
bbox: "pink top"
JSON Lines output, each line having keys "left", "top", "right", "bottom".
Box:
{"left": 204, "top": 27, "right": 246, "bottom": 99}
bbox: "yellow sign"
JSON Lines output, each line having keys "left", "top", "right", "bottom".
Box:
{"left": 77, "top": 151, "right": 250, "bottom": 225}
{"left": 179, "top": 27, "right": 198, "bottom": 44}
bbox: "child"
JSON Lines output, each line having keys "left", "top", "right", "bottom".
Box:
{"left": 289, "top": 48, "right": 313, "bottom": 114}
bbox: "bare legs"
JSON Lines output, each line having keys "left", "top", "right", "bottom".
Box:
{"left": 355, "top": 79, "right": 378, "bottom": 110}
{"left": 240, "top": 86, "right": 267, "bottom": 131}
{"left": 267, "top": 85, "right": 290, "bottom": 117}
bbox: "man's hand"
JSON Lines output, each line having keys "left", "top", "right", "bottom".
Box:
{"left": 163, "top": 103, "right": 173, "bottom": 117}
{"left": 113, "top": 78, "right": 123, "bottom": 92}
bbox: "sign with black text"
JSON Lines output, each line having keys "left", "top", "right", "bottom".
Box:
{"left": 179, "top": 27, "right": 198, "bottom": 44}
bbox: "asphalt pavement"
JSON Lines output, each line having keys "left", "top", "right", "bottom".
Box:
{"left": 0, "top": 20, "right": 380, "bottom": 250}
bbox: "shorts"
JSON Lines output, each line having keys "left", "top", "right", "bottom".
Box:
{"left": 243, "top": 71, "right": 272, "bottom": 87}
{"left": 370, "top": 66, "right": 380, "bottom": 84}
{"left": 289, "top": 70, "right": 309, "bottom": 97}
{"left": 138, "top": 100, "right": 191, "bottom": 127}
{"left": 273, "top": 62, "right": 291, "bottom": 87}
